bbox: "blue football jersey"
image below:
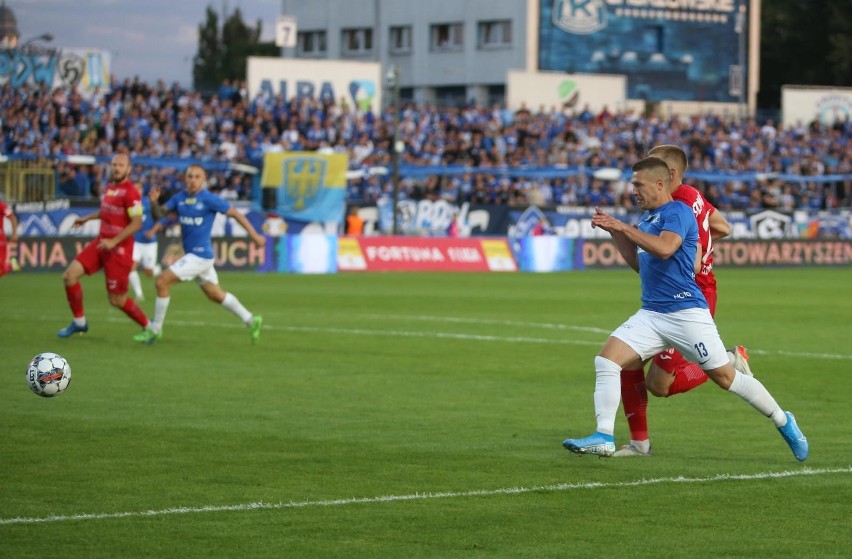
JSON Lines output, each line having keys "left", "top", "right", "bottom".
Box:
{"left": 134, "top": 197, "right": 157, "bottom": 244}
{"left": 163, "top": 189, "right": 231, "bottom": 259}
{"left": 637, "top": 201, "right": 708, "bottom": 313}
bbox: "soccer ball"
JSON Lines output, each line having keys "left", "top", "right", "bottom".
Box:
{"left": 26, "top": 352, "right": 72, "bottom": 397}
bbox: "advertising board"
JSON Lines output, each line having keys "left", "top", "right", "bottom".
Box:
{"left": 247, "top": 56, "right": 382, "bottom": 114}
{"left": 506, "top": 70, "right": 626, "bottom": 113}
{"left": 539, "top": 0, "right": 751, "bottom": 103}
{"left": 781, "top": 86, "right": 852, "bottom": 129}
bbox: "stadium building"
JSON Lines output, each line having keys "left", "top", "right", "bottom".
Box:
{"left": 276, "top": 0, "right": 760, "bottom": 116}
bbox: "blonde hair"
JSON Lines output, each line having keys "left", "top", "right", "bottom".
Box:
{"left": 648, "top": 145, "right": 688, "bottom": 175}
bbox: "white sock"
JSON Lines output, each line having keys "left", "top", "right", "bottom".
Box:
{"left": 630, "top": 439, "right": 651, "bottom": 453}
{"left": 128, "top": 270, "right": 143, "bottom": 298}
{"left": 221, "top": 292, "right": 252, "bottom": 325}
{"left": 73, "top": 316, "right": 87, "bottom": 327}
{"left": 151, "top": 296, "right": 171, "bottom": 333}
{"left": 727, "top": 370, "right": 786, "bottom": 426}
{"left": 593, "top": 355, "right": 622, "bottom": 436}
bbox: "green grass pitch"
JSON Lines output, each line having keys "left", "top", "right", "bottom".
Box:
{"left": 1, "top": 267, "right": 850, "bottom": 558}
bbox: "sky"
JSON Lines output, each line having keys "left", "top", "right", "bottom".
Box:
{"left": 13, "top": 0, "right": 283, "bottom": 87}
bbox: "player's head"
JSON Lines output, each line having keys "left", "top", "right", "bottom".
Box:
{"left": 631, "top": 156, "right": 672, "bottom": 210}
{"left": 648, "top": 145, "right": 688, "bottom": 188}
{"left": 110, "top": 154, "right": 131, "bottom": 183}
{"left": 185, "top": 164, "right": 207, "bottom": 195}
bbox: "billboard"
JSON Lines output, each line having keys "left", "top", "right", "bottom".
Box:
{"left": 781, "top": 86, "right": 852, "bottom": 129}
{"left": 538, "top": 0, "right": 751, "bottom": 102}
{"left": 506, "top": 70, "right": 627, "bottom": 113}
{"left": 0, "top": 46, "right": 110, "bottom": 95}
{"left": 247, "top": 57, "right": 382, "bottom": 113}
{"left": 337, "top": 237, "right": 518, "bottom": 272}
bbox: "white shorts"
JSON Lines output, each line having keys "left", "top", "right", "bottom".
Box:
{"left": 133, "top": 241, "right": 159, "bottom": 270}
{"left": 611, "top": 308, "right": 729, "bottom": 370}
{"left": 169, "top": 253, "right": 219, "bottom": 285}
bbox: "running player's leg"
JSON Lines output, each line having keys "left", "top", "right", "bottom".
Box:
{"left": 617, "top": 366, "right": 650, "bottom": 455}
{"left": 136, "top": 253, "right": 202, "bottom": 342}
{"left": 648, "top": 348, "right": 708, "bottom": 397}
{"left": 664, "top": 308, "right": 808, "bottom": 461}
{"left": 128, "top": 242, "right": 144, "bottom": 300}
{"left": 198, "top": 266, "right": 262, "bottom": 343}
{"left": 104, "top": 252, "right": 149, "bottom": 329}
{"left": 57, "top": 242, "right": 99, "bottom": 337}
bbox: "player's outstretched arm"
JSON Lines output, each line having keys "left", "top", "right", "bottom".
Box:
{"left": 148, "top": 186, "right": 166, "bottom": 220}
{"left": 73, "top": 210, "right": 101, "bottom": 227}
{"left": 694, "top": 243, "right": 703, "bottom": 274}
{"left": 8, "top": 212, "right": 18, "bottom": 242}
{"left": 709, "top": 209, "right": 731, "bottom": 240}
{"left": 612, "top": 230, "right": 639, "bottom": 272}
{"left": 591, "top": 207, "right": 639, "bottom": 271}
{"left": 225, "top": 207, "right": 266, "bottom": 247}
{"left": 619, "top": 224, "right": 683, "bottom": 260}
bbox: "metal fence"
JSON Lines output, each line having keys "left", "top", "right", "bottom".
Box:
{"left": 0, "top": 158, "right": 55, "bottom": 202}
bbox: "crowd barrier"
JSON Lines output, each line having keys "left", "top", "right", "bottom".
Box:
{"left": 6, "top": 202, "right": 850, "bottom": 273}
{"left": 7, "top": 236, "right": 849, "bottom": 274}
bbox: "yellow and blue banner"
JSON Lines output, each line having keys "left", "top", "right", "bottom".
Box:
{"left": 261, "top": 152, "right": 348, "bottom": 223}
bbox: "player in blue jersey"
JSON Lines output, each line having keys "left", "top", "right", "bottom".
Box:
{"left": 561, "top": 156, "right": 808, "bottom": 461}
{"left": 133, "top": 164, "right": 266, "bottom": 344}
{"left": 128, "top": 183, "right": 163, "bottom": 301}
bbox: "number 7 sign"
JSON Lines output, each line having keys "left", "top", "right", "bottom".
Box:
{"left": 276, "top": 16, "right": 297, "bottom": 48}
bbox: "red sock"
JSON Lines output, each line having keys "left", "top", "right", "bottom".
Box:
{"left": 667, "top": 362, "right": 709, "bottom": 396}
{"left": 620, "top": 368, "right": 648, "bottom": 441}
{"left": 121, "top": 298, "right": 149, "bottom": 328}
{"left": 65, "top": 283, "right": 85, "bottom": 318}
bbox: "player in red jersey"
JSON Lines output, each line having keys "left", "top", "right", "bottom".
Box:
{"left": 57, "top": 154, "right": 151, "bottom": 337}
{"left": 614, "top": 145, "right": 753, "bottom": 457}
{"left": 0, "top": 199, "right": 19, "bottom": 276}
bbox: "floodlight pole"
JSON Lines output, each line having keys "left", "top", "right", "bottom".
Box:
{"left": 736, "top": 2, "right": 747, "bottom": 123}
{"left": 387, "top": 64, "right": 401, "bottom": 235}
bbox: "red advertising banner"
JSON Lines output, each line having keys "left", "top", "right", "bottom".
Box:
{"left": 338, "top": 236, "right": 517, "bottom": 272}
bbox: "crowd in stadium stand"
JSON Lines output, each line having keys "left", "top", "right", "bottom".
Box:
{"left": 1, "top": 77, "right": 850, "bottom": 210}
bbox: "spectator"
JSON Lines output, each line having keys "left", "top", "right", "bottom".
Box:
{"left": 344, "top": 206, "right": 364, "bottom": 235}
{"left": 0, "top": 79, "right": 848, "bottom": 209}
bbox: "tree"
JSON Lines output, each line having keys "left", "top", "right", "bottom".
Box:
{"left": 759, "top": 0, "right": 852, "bottom": 109}
{"left": 193, "top": 7, "right": 221, "bottom": 91}
{"left": 192, "top": 5, "right": 279, "bottom": 92}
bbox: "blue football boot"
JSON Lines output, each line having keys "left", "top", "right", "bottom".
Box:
{"left": 57, "top": 321, "right": 89, "bottom": 338}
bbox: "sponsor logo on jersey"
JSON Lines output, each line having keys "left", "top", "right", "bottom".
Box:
{"left": 180, "top": 216, "right": 204, "bottom": 226}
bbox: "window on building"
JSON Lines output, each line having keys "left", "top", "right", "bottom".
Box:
{"left": 477, "top": 20, "right": 512, "bottom": 49}
{"left": 342, "top": 28, "right": 373, "bottom": 57}
{"left": 430, "top": 23, "right": 463, "bottom": 52}
{"left": 297, "top": 30, "right": 327, "bottom": 56}
{"left": 389, "top": 25, "right": 412, "bottom": 54}
{"left": 435, "top": 85, "right": 467, "bottom": 107}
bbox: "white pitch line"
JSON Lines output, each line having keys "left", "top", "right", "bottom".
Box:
{"left": 50, "top": 313, "right": 852, "bottom": 360}
{"left": 1, "top": 467, "right": 848, "bottom": 526}
{"left": 160, "top": 318, "right": 852, "bottom": 360}
{"left": 94, "top": 316, "right": 603, "bottom": 347}
{"left": 363, "top": 313, "right": 612, "bottom": 335}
